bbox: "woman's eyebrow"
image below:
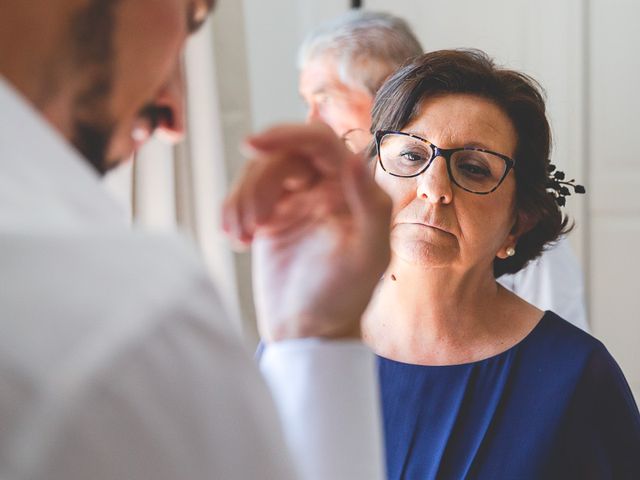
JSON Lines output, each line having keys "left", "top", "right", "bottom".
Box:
{"left": 404, "top": 131, "right": 496, "bottom": 150}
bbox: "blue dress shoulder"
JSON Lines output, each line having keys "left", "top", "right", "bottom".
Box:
{"left": 378, "top": 311, "right": 640, "bottom": 479}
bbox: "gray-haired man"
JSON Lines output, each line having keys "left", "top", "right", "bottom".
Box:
{"left": 299, "top": 11, "right": 422, "bottom": 152}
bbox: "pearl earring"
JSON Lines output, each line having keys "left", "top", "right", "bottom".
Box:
{"left": 506, "top": 247, "right": 516, "bottom": 257}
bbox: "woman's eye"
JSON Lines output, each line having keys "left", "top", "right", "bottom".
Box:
{"left": 459, "top": 162, "right": 491, "bottom": 177}
{"left": 400, "top": 150, "right": 426, "bottom": 162}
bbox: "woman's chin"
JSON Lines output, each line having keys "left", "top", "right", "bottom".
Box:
{"left": 391, "top": 237, "right": 458, "bottom": 267}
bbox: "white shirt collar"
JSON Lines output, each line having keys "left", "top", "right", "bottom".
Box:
{"left": 0, "top": 76, "right": 125, "bottom": 229}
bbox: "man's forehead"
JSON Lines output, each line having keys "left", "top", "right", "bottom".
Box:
{"left": 299, "top": 57, "right": 347, "bottom": 94}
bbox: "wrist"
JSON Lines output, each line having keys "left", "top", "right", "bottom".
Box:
{"left": 262, "top": 314, "right": 362, "bottom": 343}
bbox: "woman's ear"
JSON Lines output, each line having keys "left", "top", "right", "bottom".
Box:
{"left": 512, "top": 209, "right": 537, "bottom": 238}
{"left": 497, "top": 210, "right": 536, "bottom": 259}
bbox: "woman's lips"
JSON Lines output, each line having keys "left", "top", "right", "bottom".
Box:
{"left": 400, "top": 221, "right": 452, "bottom": 234}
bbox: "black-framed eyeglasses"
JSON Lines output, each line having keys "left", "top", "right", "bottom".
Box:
{"left": 375, "top": 130, "right": 515, "bottom": 194}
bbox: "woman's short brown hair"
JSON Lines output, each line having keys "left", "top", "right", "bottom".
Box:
{"left": 371, "top": 49, "right": 571, "bottom": 277}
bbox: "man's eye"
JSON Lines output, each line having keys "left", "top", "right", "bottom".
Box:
{"left": 315, "top": 93, "right": 331, "bottom": 105}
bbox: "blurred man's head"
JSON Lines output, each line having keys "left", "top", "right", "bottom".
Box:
{"left": 298, "top": 10, "right": 422, "bottom": 150}
{"left": 0, "top": 0, "right": 215, "bottom": 174}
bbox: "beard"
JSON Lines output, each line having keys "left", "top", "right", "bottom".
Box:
{"left": 71, "top": 117, "right": 115, "bottom": 176}
{"left": 70, "top": 74, "right": 117, "bottom": 175}
{"left": 67, "top": 0, "right": 121, "bottom": 176}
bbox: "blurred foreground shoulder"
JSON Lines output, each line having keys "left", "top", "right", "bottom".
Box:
{"left": 0, "top": 229, "right": 295, "bottom": 480}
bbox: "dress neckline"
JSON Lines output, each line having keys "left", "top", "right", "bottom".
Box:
{"left": 376, "top": 311, "right": 554, "bottom": 369}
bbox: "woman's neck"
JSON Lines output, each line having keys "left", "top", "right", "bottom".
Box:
{"left": 362, "top": 256, "right": 538, "bottom": 365}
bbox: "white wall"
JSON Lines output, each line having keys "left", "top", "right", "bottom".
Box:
{"left": 589, "top": 0, "right": 640, "bottom": 401}
{"left": 243, "top": 0, "right": 350, "bottom": 130}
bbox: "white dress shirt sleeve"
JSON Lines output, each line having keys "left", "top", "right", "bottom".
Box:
{"left": 260, "top": 339, "right": 385, "bottom": 480}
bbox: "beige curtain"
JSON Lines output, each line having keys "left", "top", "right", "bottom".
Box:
{"left": 103, "top": 2, "right": 257, "bottom": 342}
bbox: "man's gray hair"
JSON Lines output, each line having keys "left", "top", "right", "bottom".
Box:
{"left": 298, "top": 10, "right": 423, "bottom": 95}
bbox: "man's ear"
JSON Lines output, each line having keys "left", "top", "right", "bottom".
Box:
{"left": 366, "top": 145, "right": 379, "bottom": 177}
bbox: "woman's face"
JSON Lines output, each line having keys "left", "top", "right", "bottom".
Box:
{"left": 374, "top": 93, "right": 520, "bottom": 272}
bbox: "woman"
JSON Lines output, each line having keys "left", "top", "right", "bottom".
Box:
{"left": 363, "top": 50, "right": 640, "bottom": 478}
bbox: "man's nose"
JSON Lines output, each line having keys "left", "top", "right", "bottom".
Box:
{"left": 153, "top": 63, "right": 186, "bottom": 143}
{"left": 305, "top": 103, "right": 322, "bottom": 124}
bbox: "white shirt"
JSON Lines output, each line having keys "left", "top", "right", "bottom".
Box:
{"left": 0, "top": 77, "right": 384, "bottom": 480}
{"left": 498, "top": 238, "right": 589, "bottom": 331}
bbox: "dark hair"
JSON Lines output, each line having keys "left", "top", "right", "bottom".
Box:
{"left": 371, "top": 49, "right": 571, "bottom": 277}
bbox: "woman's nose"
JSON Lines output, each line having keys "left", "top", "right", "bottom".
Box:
{"left": 416, "top": 155, "right": 453, "bottom": 204}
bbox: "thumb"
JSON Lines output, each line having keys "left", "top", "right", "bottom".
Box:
{"left": 342, "top": 152, "right": 393, "bottom": 251}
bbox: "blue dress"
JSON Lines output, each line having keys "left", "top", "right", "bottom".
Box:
{"left": 378, "top": 312, "right": 640, "bottom": 479}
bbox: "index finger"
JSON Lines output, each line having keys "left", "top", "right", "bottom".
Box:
{"left": 245, "top": 122, "right": 349, "bottom": 177}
